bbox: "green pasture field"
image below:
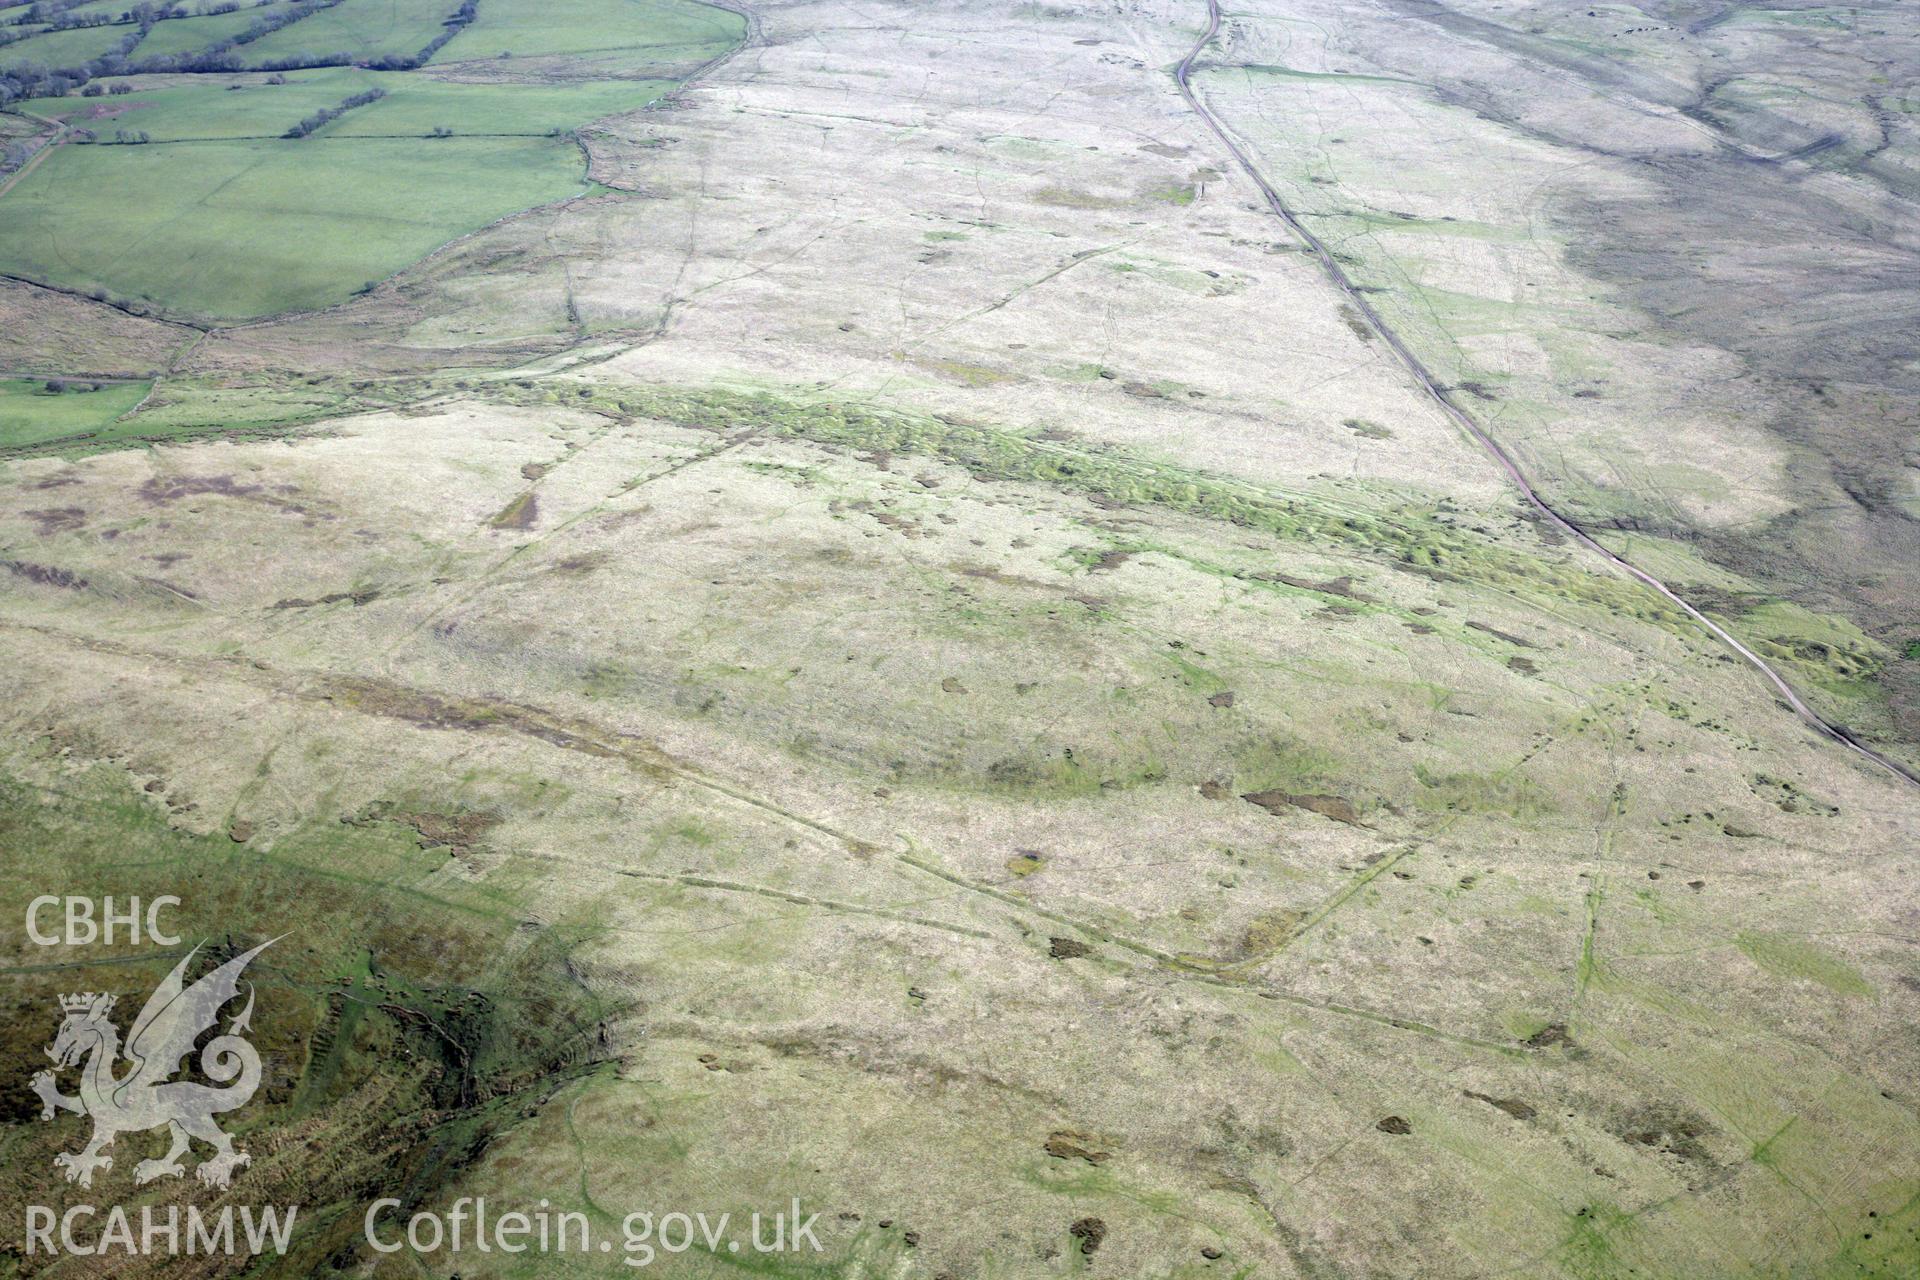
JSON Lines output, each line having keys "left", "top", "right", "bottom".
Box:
{"left": 24, "top": 68, "right": 676, "bottom": 141}
{"left": 20, "top": 73, "right": 362, "bottom": 141}
{"left": 338, "top": 72, "right": 677, "bottom": 134}
{"left": 0, "top": 377, "right": 149, "bottom": 450}
{"left": 134, "top": 7, "right": 289, "bottom": 61}
{"left": 237, "top": 0, "right": 454, "bottom": 68}
{"left": 0, "top": 0, "right": 740, "bottom": 320}
{"left": 0, "top": 135, "right": 588, "bottom": 317}
{"left": 0, "top": 22, "right": 130, "bottom": 69}
{"left": 430, "top": 0, "right": 743, "bottom": 65}
{"left": 37, "top": 0, "right": 145, "bottom": 17}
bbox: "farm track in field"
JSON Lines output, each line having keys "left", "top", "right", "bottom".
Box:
{"left": 0, "top": 108, "right": 67, "bottom": 202}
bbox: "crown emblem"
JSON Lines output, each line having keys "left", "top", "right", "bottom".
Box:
{"left": 35, "top": 940, "right": 275, "bottom": 1192}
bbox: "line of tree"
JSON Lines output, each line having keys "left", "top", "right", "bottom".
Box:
{"left": 5, "top": 0, "right": 274, "bottom": 31}
{"left": 4, "top": 0, "right": 115, "bottom": 30}
{"left": 8, "top": 0, "right": 90, "bottom": 27}
{"left": 257, "top": 0, "right": 477, "bottom": 74}
{"left": 2, "top": 0, "right": 472, "bottom": 103}
{"left": 283, "top": 84, "right": 383, "bottom": 138}
{"left": 25, "top": 12, "right": 120, "bottom": 32}
{"left": 183, "top": 0, "right": 474, "bottom": 75}
{"left": 397, "top": 0, "right": 480, "bottom": 69}
{"left": 113, "top": 0, "right": 346, "bottom": 74}
{"left": 0, "top": 22, "right": 147, "bottom": 105}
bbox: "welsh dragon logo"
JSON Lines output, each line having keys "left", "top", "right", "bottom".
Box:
{"left": 30, "top": 939, "right": 276, "bottom": 1191}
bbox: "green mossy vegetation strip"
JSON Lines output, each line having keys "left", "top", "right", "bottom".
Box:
{"left": 0, "top": 374, "right": 397, "bottom": 458}
{"left": 500, "top": 383, "right": 1696, "bottom": 616}
{"left": 0, "top": 377, "right": 148, "bottom": 449}
{"left": 475, "top": 380, "right": 1890, "bottom": 699}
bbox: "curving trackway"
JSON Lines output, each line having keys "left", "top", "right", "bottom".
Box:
{"left": 1173, "top": 0, "right": 1920, "bottom": 789}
